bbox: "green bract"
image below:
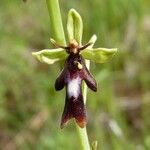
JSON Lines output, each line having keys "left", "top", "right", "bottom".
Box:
{"left": 32, "top": 9, "right": 117, "bottom": 64}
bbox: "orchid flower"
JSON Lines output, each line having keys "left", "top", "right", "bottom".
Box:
{"left": 32, "top": 9, "right": 117, "bottom": 128}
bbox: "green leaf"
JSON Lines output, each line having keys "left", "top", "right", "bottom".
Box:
{"left": 81, "top": 48, "right": 117, "bottom": 63}
{"left": 67, "top": 9, "right": 83, "bottom": 44}
{"left": 32, "top": 48, "right": 67, "bottom": 64}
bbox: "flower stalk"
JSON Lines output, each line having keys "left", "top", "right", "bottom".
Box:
{"left": 33, "top": 1, "right": 117, "bottom": 150}
{"left": 46, "top": 0, "right": 91, "bottom": 149}
{"left": 46, "top": 0, "right": 66, "bottom": 45}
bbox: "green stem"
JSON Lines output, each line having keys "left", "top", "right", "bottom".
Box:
{"left": 46, "top": 0, "right": 66, "bottom": 45}
{"left": 76, "top": 125, "right": 91, "bottom": 150}
{"left": 46, "top": 0, "right": 90, "bottom": 149}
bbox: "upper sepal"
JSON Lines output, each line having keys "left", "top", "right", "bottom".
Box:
{"left": 67, "top": 9, "right": 83, "bottom": 44}
{"left": 81, "top": 47, "right": 117, "bottom": 63}
{"left": 32, "top": 48, "right": 67, "bottom": 64}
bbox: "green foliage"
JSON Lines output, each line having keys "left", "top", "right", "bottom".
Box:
{"left": 0, "top": 0, "right": 150, "bottom": 149}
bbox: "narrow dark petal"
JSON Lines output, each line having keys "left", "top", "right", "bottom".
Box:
{"left": 79, "top": 42, "right": 93, "bottom": 51}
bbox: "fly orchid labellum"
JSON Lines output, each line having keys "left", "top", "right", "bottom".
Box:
{"left": 32, "top": 9, "right": 117, "bottom": 129}
{"left": 53, "top": 39, "right": 97, "bottom": 128}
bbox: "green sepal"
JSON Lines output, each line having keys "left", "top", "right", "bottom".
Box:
{"left": 81, "top": 48, "right": 117, "bottom": 63}
{"left": 67, "top": 9, "right": 83, "bottom": 44}
{"left": 32, "top": 48, "right": 67, "bottom": 64}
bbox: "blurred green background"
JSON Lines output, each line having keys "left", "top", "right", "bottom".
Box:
{"left": 0, "top": 0, "right": 150, "bottom": 149}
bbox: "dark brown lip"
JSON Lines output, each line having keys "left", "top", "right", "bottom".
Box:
{"left": 55, "top": 53, "right": 97, "bottom": 128}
